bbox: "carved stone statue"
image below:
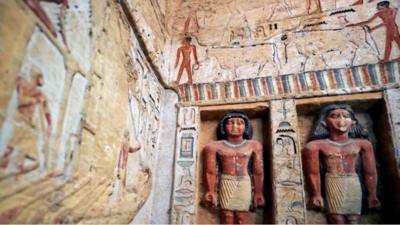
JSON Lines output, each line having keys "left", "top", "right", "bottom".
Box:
{"left": 302, "top": 104, "right": 380, "bottom": 224}
{"left": 202, "top": 112, "right": 265, "bottom": 224}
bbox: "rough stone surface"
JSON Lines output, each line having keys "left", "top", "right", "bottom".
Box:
{"left": 385, "top": 89, "right": 400, "bottom": 174}
{"left": 149, "top": 90, "right": 179, "bottom": 224}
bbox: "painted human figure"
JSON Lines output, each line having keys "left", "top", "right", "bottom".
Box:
{"left": 306, "top": 0, "right": 322, "bottom": 14}
{"left": 117, "top": 130, "right": 141, "bottom": 192}
{"left": 18, "top": 72, "right": 52, "bottom": 171}
{"left": 0, "top": 70, "right": 52, "bottom": 174}
{"left": 16, "top": 73, "right": 51, "bottom": 126}
{"left": 174, "top": 36, "right": 199, "bottom": 85}
{"left": 202, "top": 112, "right": 265, "bottom": 224}
{"left": 302, "top": 104, "right": 380, "bottom": 224}
{"left": 346, "top": 1, "right": 400, "bottom": 63}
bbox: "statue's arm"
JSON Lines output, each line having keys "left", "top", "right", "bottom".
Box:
{"left": 203, "top": 144, "right": 217, "bottom": 206}
{"left": 252, "top": 141, "right": 265, "bottom": 207}
{"left": 360, "top": 140, "right": 380, "bottom": 208}
{"left": 302, "top": 142, "right": 324, "bottom": 209}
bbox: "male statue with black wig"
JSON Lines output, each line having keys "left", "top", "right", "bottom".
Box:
{"left": 302, "top": 104, "right": 380, "bottom": 224}
{"left": 202, "top": 112, "right": 265, "bottom": 224}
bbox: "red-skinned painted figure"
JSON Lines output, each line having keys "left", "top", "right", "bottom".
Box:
{"left": 202, "top": 112, "right": 265, "bottom": 224}
{"left": 303, "top": 104, "right": 380, "bottom": 224}
{"left": 347, "top": 1, "right": 400, "bottom": 63}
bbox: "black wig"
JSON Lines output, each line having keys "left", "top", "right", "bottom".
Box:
{"left": 216, "top": 112, "right": 253, "bottom": 140}
{"left": 310, "top": 104, "right": 369, "bottom": 141}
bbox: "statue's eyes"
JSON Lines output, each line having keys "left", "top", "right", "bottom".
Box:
{"left": 328, "top": 113, "right": 339, "bottom": 118}
{"left": 227, "top": 119, "right": 245, "bottom": 125}
{"left": 342, "top": 112, "right": 351, "bottom": 118}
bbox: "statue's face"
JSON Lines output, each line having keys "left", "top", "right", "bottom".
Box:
{"left": 225, "top": 117, "right": 245, "bottom": 137}
{"left": 324, "top": 108, "right": 354, "bottom": 133}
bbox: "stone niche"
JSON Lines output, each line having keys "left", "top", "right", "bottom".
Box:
{"left": 296, "top": 92, "right": 400, "bottom": 224}
{"left": 196, "top": 103, "right": 273, "bottom": 224}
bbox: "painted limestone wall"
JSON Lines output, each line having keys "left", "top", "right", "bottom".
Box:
{"left": 0, "top": 0, "right": 168, "bottom": 223}
{"left": 165, "top": 0, "right": 400, "bottom": 85}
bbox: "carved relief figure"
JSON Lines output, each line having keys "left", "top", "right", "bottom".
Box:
{"left": 174, "top": 36, "right": 199, "bottom": 85}
{"left": 306, "top": 0, "right": 322, "bottom": 14}
{"left": 347, "top": 1, "right": 400, "bottom": 63}
{"left": 116, "top": 130, "right": 141, "bottom": 198}
{"left": 202, "top": 112, "right": 265, "bottom": 224}
{"left": 302, "top": 104, "right": 380, "bottom": 224}
{"left": 1, "top": 70, "right": 52, "bottom": 174}
{"left": 16, "top": 72, "right": 51, "bottom": 126}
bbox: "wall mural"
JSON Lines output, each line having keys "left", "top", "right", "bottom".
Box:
{"left": 0, "top": 1, "right": 165, "bottom": 223}
{"left": 0, "top": 27, "right": 66, "bottom": 184}
{"left": 24, "top": 0, "right": 92, "bottom": 73}
{"left": 166, "top": 0, "right": 400, "bottom": 89}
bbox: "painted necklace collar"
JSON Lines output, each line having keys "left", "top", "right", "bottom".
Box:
{"left": 223, "top": 140, "right": 248, "bottom": 148}
{"left": 325, "top": 138, "right": 354, "bottom": 147}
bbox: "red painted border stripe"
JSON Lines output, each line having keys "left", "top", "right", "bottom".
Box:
{"left": 345, "top": 68, "right": 355, "bottom": 88}
{"left": 328, "top": 70, "right": 336, "bottom": 89}
{"left": 379, "top": 63, "right": 388, "bottom": 84}
{"left": 310, "top": 72, "right": 318, "bottom": 91}
{"left": 247, "top": 79, "right": 254, "bottom": 96}
{"left": 361, "top": 66, "right": 371, "bottom": 86}
{"left": 234, "top": 81, "right": 240, "bottom": 98}
{"left": 261, "top": 78, "right": 269, "bottom": 96}
{"left": 276, "top": 76, "right": 283, "bottom": 94}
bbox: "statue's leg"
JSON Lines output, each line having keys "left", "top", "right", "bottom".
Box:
{"left": 327, "top": 214, "right": 346, "bottom": 224}
{"left": 346, "top": 214, "right": 360, "bottom": 224}
{"left": 220, "top": 210, "right": 234, "bottom": 224}
{"left": 235, "top": 211, "right": 249, "bottom": 224}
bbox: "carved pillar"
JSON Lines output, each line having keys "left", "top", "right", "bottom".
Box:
{"left": 269, "top": 99, "right": 306, "bottom": 224}
{"left": 384, "top": 89, "right": 400, "bottom": 174}
{"left": 170, "top": 107, "right": 200, "bottom": 225}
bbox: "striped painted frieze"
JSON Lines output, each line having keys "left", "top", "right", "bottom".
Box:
{"left": 178, "top": 61, "right": 400, "bottom": 103}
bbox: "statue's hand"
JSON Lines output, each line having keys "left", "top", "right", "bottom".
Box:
{"left": 202, "top": 192, "right": 217, "bottom": 207}
{"left": 253, "top": 193, "right": 265, "bottom": 208}
{"left": 367, "top": 196, "right": 381, "bottom": 209}
{"left": 308, "top": 195, "right": 324, "bottom": 210}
